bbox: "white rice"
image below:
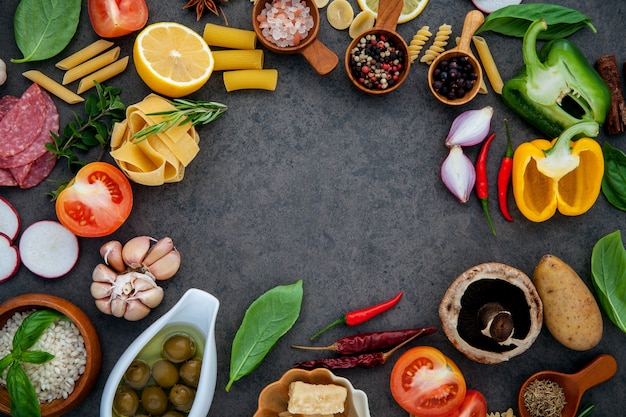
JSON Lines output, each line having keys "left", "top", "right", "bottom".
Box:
{"left": 0, "top": 310, "right": 87, "bottom": 403}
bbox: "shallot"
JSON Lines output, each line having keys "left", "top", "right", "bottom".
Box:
{"left": 0, "top": 59, "right": 6, "bottom": 86}
{"left": 441, "top": 146, "right": 476, "bottom": 203}
{"left": 445, "top": 106, "right": 494, "bottom": 147}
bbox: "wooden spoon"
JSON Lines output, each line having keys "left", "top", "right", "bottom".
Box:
{"left": 517, "top": 354, "right": 617, "bottom": 417}
{"left": 252, "top": 0, "right": 338, "bottom": 75}
{"left": 427, "top": 10, "right": 484, "bottom": 105}
{"left": 344, "top": 0, "right": 410, "bottom": 95}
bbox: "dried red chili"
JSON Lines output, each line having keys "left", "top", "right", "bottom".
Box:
{"left": 309, "top": 291, "right": 403, "bottom": 341}
{"left": 498, "top": 120, "right": 514, "bottom": 222}
{"left": 476, "top": 132, "right": 497, "bottom": 236}
{"left": 292, "top": 327, "right": 437, "bottom": 355}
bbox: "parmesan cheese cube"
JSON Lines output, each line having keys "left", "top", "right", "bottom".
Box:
{"left": 287, "top": 381, "right": 347, "bottom": 416}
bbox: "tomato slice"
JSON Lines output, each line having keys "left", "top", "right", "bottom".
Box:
{"left": 445, "top": 390, "right": 487, "bottom": 417}
{"left": 88, "top": 0, "right": 148, "bottom": 38}
{"left": 56, "top": 162, "right": 133, "bottom": 238}
{"left": 390, "top": 346, "right": 467, "bottom": 417}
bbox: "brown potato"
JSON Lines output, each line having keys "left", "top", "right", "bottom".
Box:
{"left": 533, "top": 254, "right": 603, "bottom": 350}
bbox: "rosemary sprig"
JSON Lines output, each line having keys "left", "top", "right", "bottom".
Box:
{"left": 131, "top": 98, "right": 227, "bottom": 142}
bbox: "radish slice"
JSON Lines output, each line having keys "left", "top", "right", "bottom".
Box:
{"left": 472, "top": 0, "right": 522, "bottom": 14}
{"left": 0, "top": 197, "right": 20, "bottom": 243}
{"left": 19, "top": 220, "right": 79, "bottom": 278}
{"left": 0, "top": 233, "right": 19, "bottom": 282}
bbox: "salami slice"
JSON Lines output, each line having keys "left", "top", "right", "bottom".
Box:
{"left": 0, "top": 96, "right": 19, "bottom": 120}
{"left": 0, "top": 168, "right": 18, "bottom": 186}
{"left": 0, "top": 84, "right": 46, "bottom": 157}
{"left": 19, "top": 151, "right": 57, "bottom": 189}
{"left": 9, "top": 163, "right": 31, "bottom": 185}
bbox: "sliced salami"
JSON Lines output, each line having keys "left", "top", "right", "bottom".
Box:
{"left": 9, "top": 163, "right": 31, "bottom": 185}
{"left": 0, "top": 168, "right": 18, "bottom": 186}
{"left": 0, "top": 96, "right": 19, "bottom": 120}
{"left": 0, "top": 84, "right": 46, "bottom": 157}
{"left": 19, "top": 151, "right": 57, "bottom": 189}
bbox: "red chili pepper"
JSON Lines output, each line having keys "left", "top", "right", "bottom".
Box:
{"left": 309, "top": 291, "right": 403, "bottom": 341}
{"left": 476, "top": 133, "right": 497, "bottom": 236}
{"left": 497, "top": 120, "right": 514, "bottom": 222}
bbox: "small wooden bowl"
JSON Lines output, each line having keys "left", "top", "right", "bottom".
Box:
{"left": 0, "top": 294, "right": 102, "bottom": 417}
{"left": 252, "top": 0, "right": 338, "bottom": 75}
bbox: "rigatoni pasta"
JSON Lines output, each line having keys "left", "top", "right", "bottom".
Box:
{"left": 212, "top": 49, "right": 264, "bottom": 71}
{"left": 409, "top": 26, "right": 431, "bottom": 63}
{"left": 203, "top": 23, "right": 257, "bottom": 49}
{"left": 22, "top": 70, "right": 84, "bottom": 104}
{"left": 56, "top": 39, "right": 115, "bottom": 70}
{"left": 472, "top": 36, "right": 504, "bottom": 95}
{"left": 420, "top": 23, "right": 451, "bottom": 65}
{"left": 62, "top": 47, "right": 121, "bottom": 85}
{"left": 223, "top": 69, "right": 278, "bottom": 91}
{"left": 76, "top": 56, "right": 129, "bottom": 94}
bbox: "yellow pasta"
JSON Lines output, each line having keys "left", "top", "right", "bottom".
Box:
{"left": 455, "top": 36, "right": 488, "bottom": 95}
{"left": 408, "top": 26, "right": 431, "bottom": 63}
{"left": 22, "top": 70, "right": 84, "bottom": 104}
{"left": 203, "top": 23, "right": 257, "bottom": 49}
{"left": 56, "top": 39, "right": 115, "bottom": 70}
{"left": 473, "top": 36, "right": 504, "bottom": 95}
{"left": 212, "top": 49, "right": 264, "bottom": 71}
{"left": 62, "top": 47, "right": 121, "bottom": 85}
{"left": 223, "top": 69, "right": 278, "bottom": 92}
{"left": 420, "top": 23, "right": 451, "bottom": 65}
{"left": 76, "top": 56, "right": 129, "bottom": 94}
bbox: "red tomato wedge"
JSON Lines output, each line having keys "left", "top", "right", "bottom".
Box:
{"left": 56, "top": 162, "right": 133, "bottom": 238}
{"left": 390, "top": 346, "right": 467, "bottom": 417}
{"left": 88, "top": 0, "right": 149, "bottom": 38}
{"left": 445, "top": 390, "right": 487, "bottom": 417}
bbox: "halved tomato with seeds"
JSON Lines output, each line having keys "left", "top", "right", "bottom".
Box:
{"left": 56, "top": 162, "right": 133, "bottom": 237}
{"left": 390, "top": 346, "right": 466, "bottom": 417}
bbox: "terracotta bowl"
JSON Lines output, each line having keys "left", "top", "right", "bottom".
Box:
{"left": 0, "top": 293, "right": 102, "bottom": 417}
{"left": 254, "top": 368, "right": 371, "bottom": 417}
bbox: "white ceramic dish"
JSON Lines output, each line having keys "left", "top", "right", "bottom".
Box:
{"left": 100, "top": 288, "right": 220, "bottom": 417}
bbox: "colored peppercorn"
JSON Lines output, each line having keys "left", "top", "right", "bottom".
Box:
{"left": 475, "top": 133, "right": 497, "bottom": 235}
{"left": 498, "top": 120, "right": 514, "bottom": 222}
{"left": 349, "top": 34, "right": 405, "bottom": 90}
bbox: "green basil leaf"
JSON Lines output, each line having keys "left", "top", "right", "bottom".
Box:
{"left": 591, "top": 230, "right": 626, "bottom": 333}
{"left": 13, "top": 310, "right": 64, "bottom": 352}
{"left": 475, "top": 3, "right": 596, "bottom": 40}
{"left": 0, "top": 354, "right": 15, "bottom": 377}
{"left": 602, "top": 142, "right": 626, "bottom": 211}
{"left": 226, "top": 280, "right": 303, "bottom": 391}
{"left": 21, "top": 351, "right": 54, "bottom": 365}
{"left": 7, "top": 363, "right": 41, "bottom": 417}
{"left": 12, "top": 0, "right": 81, "bottom": 63}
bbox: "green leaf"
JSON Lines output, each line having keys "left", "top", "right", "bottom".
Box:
{"left": 0, "top": 354, "right": 15, "bottom": 378}
{"left": 591, "top": 230, "right": 626, "bottom": 333}
{"left": 12, "top": 0, "right": 81, "bottom": 63}
{"left": 7, "top": 364, "right": 41, "bottom": 417}
{"left": 602, "top": 142, "right": 626, "bottom": 211}
{"left": 21, "top": 351, "right": 54, "bottom": 365}
{"left": 226, "top": 280, "right": 303, "bottom": 391}
{"left": 13, "top": 310, "right": 64, "bottom": 352}
{"left": 475, "top": 3, "right": 596, "bottom": 40}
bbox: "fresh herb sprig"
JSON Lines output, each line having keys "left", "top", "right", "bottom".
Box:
{"left": 0, "top": 309, "right": 65, "bottom": 417}
{"left": 132, "top": 98, "right": 227, "bottom": 142}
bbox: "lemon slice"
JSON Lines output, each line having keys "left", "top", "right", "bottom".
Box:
{"left": 314, "top": 0, "right": 330, "bottom": 8}
{"left": 357, "top": 0, "right": 429, "bottom": 24}
{"left": 349, "top": 10, "right": 376, "bottom": 38}
{"left": 326, "top": 0, "right": 354, "bottom": 30}
{"left": 133, "top": 22, "right": 214, "bottom": 98}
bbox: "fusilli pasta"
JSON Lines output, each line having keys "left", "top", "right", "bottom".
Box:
{"left": 409, "top": 26, "right": 432, "bottom": 63}
{"left": 420, "top": 23, "right": 452, "bottom": 65}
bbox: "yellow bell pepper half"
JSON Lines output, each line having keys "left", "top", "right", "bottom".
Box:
{"left": 512, "top": 122, "right": 603, "bottom": 222}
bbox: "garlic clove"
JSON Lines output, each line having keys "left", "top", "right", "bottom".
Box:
{"left": 132, "top": 273, "right": 159, "bottom": 292}
{"left": 124, "top": 300, "right": 152, "bottom": 321}
{"left": 93, "top": 263, "right": 119, "bottom": 283}
{"left": 441, "top": 146, "right": 476, "bottom": 203}
{"left": 100, "top": 240, "right": 126, "bottom": 272}
{"left": 111, "top": 295, "right": 128, "bottom": 318}
{"left": 95, "top": 297, "right": 113, "bottom": 315}
{"left": 143, "top": 237, "right": 175, "bottom": 266}
{"left": 122, "top": 236, "right": 153, "bottom": 269}
{"left": 91, "top": 282, "right": 114, "bottom": 299}
{"left": 131, "top": 286, "right": 164, "bottom": 308}
{"left": 147, "top": 250, "right": 181, "bottom": 281}
{"left": 444, "top": 106, "right": 494, "bottom": 148}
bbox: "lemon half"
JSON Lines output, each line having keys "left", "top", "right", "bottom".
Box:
{"left": 357, "top": 0, "right": 430, "bottom": 24}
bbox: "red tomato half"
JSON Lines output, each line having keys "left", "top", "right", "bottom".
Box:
{"left": 88, "top": 0, "right": 149, "bottom": 38}
{"left": 56, "top": 162, "right": 133, "bottom": 238}
{"left": 446, "top": 390, "right": 487, "bottom": 417}
{"left": 390, "top": 346, "right": 467, "bottom": 417}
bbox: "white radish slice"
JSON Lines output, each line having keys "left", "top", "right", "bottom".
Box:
{"left": 0, "top": 233, "right": 20, "bottom": 282}
{"left": 19, "top": 220, "right": 79, "bottom": 278}
{"left": 0, "top": 197, "right": 20, "bottom": 243}
{"left": 472, "top": 0, "right": 522, "bottom": 14}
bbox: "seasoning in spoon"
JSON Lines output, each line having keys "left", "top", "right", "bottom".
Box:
{"left": 349, "top": 33, "right": 405, "bottom": 90}
{"left": 522, "top": 379, "right": 567, "bottom": 417}
{"left": 431, "top": 55, "right": 477, "bottom": 100}
{"left": 257, "top": 0, "right": 315, "bottom": 47}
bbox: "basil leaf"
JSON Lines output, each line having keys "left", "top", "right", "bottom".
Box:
{"left": 7, "top": 363, "right": 41, "bottom": 417}
{"left": 12, "top": 0, "right": 81, "bottom": 63}
{"left": 475, "top": 3, "right": 596, "bottom": 40}
{"left": 602, "top": 142, "right": 626, "bottom": 211}
{"left": 591, "top": 230, "right": 626, "bottom": 333}
{"left": 0, "top": 354, "right": 15, "bottom": 377}
{"left": 226, "top": 280, "right": 303, "bottom": 391}
{"left": 21, "top": 351, "right": 54, "bottom": 365}
{"left": 13, "top": 310, "right": 64, "bottom": 352}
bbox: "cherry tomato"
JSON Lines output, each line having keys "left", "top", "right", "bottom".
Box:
{"left": 446, "top": 390, "right": 487, "bottom": 417}
{"left": 88, "top": 0, "right": 149, "bottom": 38}
{"left": 56, "top": 162, "right": 133, "bottom": 238}
{"left": 390, "top": 346, "right": 466, "bottom": 417}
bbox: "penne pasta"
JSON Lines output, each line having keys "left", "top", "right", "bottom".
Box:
{"left": 76, "top": 56, "right": 129, "bottom": 94}
{"left": 62, "top": 47, "right": 121, "bottom": 85}
{"left": 212, "top": 49, "right": 264, "bottom": 71}
{"left": 473, "top": 36, "right": 504, "bottom": 95}
{"left": 22, "top": 70, "right": 84, "bottom": 104}
{"left": 455, "top": 37, "right": 488, "bottom": 95}
{"left": 203, "top": 23, "right": 257, "bottom": 49}
{"left": 56, "top": 39, "right": 115, "bottom": 70}
{"left": 223, "top": 69, "right": 278, "bottom": 92}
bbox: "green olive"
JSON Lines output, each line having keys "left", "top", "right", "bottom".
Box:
{"left": 113, "top": 386, "right": 139, "bottom": 416}
{"left": 140, "top": 385, "right": 168, "bottom": 415}
{"left": 179, "top": 358, "right": 202, "bottom": 387}
{"left": 162, "top": 333, "right": 196, "bottom": 363}
{"left": 169, "top": 383, "right": 196, "bottom": 412}
{"left": 152, "top": 358, "right": 179, "bottom": 388}
{"left": 124, "top": 359, "right": 151, "bottom": 390}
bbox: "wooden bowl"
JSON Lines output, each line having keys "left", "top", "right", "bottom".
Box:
{"left": 0, "top": 294, "right": 102, "bottom": 417}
